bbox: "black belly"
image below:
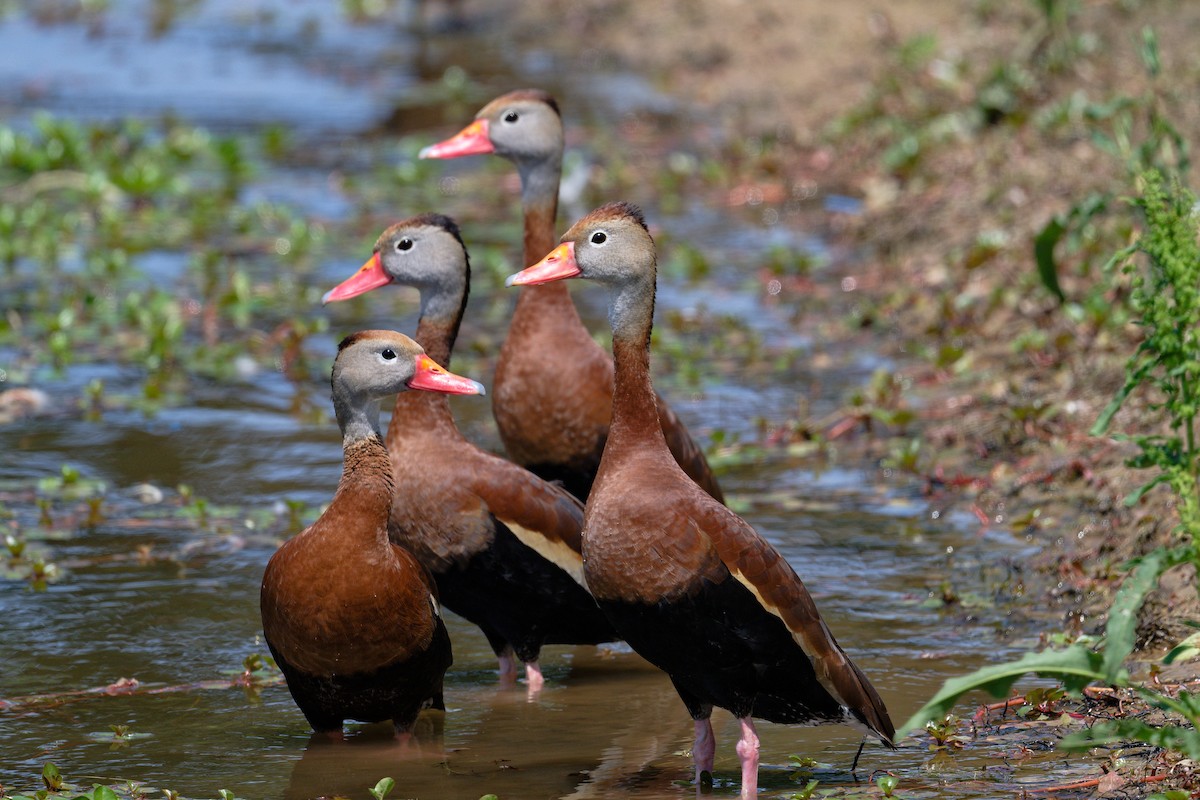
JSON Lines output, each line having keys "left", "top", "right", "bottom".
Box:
{"left": 434, "top": 522, "right": 618, "bottom": 662}
{"left": 522, "top": 456, "right": 601, "bottom": 504}
{"left": 597, "top": 575, "right": 846, "bottom": 725}
{"left": 269, "top": 620, "right": 452, "bottom": 734}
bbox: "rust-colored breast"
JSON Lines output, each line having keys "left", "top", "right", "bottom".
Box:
{"left": 260, "top": 439, "right": 440, "bottom": 678}
{"left": 261, "top": 528, "right": 440, "bottom": 677}
{"left": 493, "top": 302, "right": 614, "bottom": 468}
{"left": 582, "top": 452, "right": 726, "bottom": 604}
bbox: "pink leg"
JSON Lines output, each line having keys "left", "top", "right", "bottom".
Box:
{"left": 524, "top": 659, "right": 545, "bottom": 693}
{"left": 693, "top": 717, "right": 715, "bottom": 789}
{"left": 497, "top": 646, "right": 517, "bottom": 683}
{"left": 735, "top": 717, "right": 760, "bottom": 800}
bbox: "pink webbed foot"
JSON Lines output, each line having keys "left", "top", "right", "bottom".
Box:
{"left": 693, "top": 717, "right": 715, "bottom": 791}
{"left": 497, "top": 647, "right": 518, "bottom": 684}
{"left": 735, "top": 717, "right": 760, "bottom": 800}
{"left": 524, "top": 659, "right": 545, "bottom": 694}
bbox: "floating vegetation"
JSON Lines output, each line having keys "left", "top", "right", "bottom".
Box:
{"left": 0, "top": 466, "right": 322, "bottom": 593}
{"left": 0, "top": 114, "right": 331, "bottom": 410}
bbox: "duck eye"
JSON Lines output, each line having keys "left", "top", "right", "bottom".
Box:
{"left": 395, "top": 238, "right": 413, "bottom": 252}
{"left": 381, "top": 348, "right": 397, "bottom": 360}
{"left": 590, "top": 231, "right": 608, "bottom": 245}
{"left": 503, "top": 111, "right": 519, "bottom": 123}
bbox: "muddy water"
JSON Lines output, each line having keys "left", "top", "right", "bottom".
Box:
{"left": 0, "top": 3, "right": 1094, "bottom": 799}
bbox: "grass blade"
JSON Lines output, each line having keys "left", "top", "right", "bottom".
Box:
{"left": 894, "top": 645, "right": 1106, "bottom": 740}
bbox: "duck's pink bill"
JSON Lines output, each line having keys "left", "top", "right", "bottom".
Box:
{"left": 322, "top": 253, "right": 391, "bottom": 305}
{"left": 407, "top": 354, "right": 486, "bottom": 396}
{"left": 505, "top": 242, "right": 580, "bottom": 287}
{"left": 418, "top": 119, "right": 494, "bottom": 159}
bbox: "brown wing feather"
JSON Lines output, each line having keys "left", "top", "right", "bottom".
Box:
{"left": 691, "top": 496, "right": 896, "bottom": 744}
{"left": 388, "top": 480, "right": 496, "bottom": 573}
{"left": 462, "top": 449, "right": 591, "bottom": 585}
{"left": 475, "top": 451, "right": 586, "bottom": 552}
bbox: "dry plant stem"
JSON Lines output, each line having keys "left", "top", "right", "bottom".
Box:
{"left": 1029, "top": 772, "right": 1168, "bottom": 795}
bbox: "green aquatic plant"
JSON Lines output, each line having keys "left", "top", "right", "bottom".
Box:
{"left": 0, "top": 113, "right": 329, "bottom": 405}
{"left": 42, "top": 762, "right": 62, "bottom": 791}
{"left": 367, "top": 778, "right": 394, "bottom": 800}
{"left": 0, "top": 763, "right": 155, "bottom": 800}
{"left": 922, "top": 713, "right": 970, "bottom": 751}
{"left": 3, "top": 528, "right": 60, "bottom": 591}
{"left": 787, "top": 779, "right": 820, "bottom": 800}
{"left": 875, "top": 774, "right": 899, "bottom": 798}
{"left": 840, "top": 369, "right": 916, "bottom": 436}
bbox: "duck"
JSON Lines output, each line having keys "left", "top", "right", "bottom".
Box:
{"left": 420, "top": 89, "right": 724, "bottom": 504}
{"left": 506, "top": 202, "right": 896, "bottom": 797}
{"left": 322, "top": 214, "right": 619, "bottom": 691}
{"left": 260, "top": 329, "right": 484, "bottom": 738}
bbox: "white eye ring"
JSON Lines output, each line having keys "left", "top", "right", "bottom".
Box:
{"left": 502, "top": 110, "right": 519, "bottom": 124}
{"left": 395, "top": 238, "right": 414, "bottom": 252}
{"left": 589, "top": 230, "right": 609, "bottom": 246}
{"left": 380, "top": 348, "right": 397, "bottom": 361}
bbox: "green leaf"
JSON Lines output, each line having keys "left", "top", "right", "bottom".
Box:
{"left": 1154, "top": 791, "right": 1193, "bottom": 800}
{"left": 894, "top": 645, "right": 1106, "bottom": 740}
{"left": 1123, "top": 473, "right": 1168, "bottom": 506}
{"left": 1034, "top": 216, "right": 1068, "bottom": 303}
{"left": 1164, "top": 632, "right": 1200, "bottom": 665}
{"left": 369, "top": 778, "right": 395, "bottom": 800}
{"left": 1103, "top": 549, "right": 1169, "bottom": 680}
{"left": 1140, "top": 26, "right": 1161, "bottom": 78}
{"left": 1091, "top": 358, "right": 1154, "bottom": 436}
{"left": 42, "top": 764, "right": 63, "bottom": 792}
{"left": 92, "top": 786, "right": 119, "bottom": 800}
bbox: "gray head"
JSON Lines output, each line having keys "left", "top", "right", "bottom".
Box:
{"left": 323, "top": 214, "right": 469, "bottom": 327}
{"left": 505, "top": 202, "right": 656, "bottom": 337}
{"left": 419, "top": 89, "right": 563, "bottom": 169}
{"left": 506, "top": 201, "right": 654, "bottom": 290}
{"left": 323, "top": 214, "right": 467, "bottom": 305}
{"left": 331, "top": 330, "right": 484, "bottom": 445}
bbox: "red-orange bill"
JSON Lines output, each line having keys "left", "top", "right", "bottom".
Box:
{"left": 322, "top": 253, "right": 391, "bottom": 305}
{"left": 505, "top": 242, "right": 580, "bottom": 287}
{"left": 418, "top": 119, "right": 494, "bottom": 159}
{"left": 407, "top": 354, "right": 486, "bottom": 396}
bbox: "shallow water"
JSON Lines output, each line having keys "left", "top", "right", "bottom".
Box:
{"left": 0, "top": 3, "right": 1095, "bottom": 799}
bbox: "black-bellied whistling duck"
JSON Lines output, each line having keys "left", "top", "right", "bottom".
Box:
{"left": 419, "top": 90, "right": 724, "bottom": 504}
{"left": 506, "top": 203, "right": 896, "bottom": 797}
{"left": 322, "top": 214, "right": 618, "bottom": 691}
{"left": 260, "top": 330, "right": 484, "bottom": 738}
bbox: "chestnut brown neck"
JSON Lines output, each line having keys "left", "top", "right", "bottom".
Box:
{"left": 386, "top": 311, "right": 464, "bottom": 445}
{"left": 327, "top": 436, "right": 395, "bottom": 544}
{"left": 605, "top": 271, "right": 666, "bottom": 452}
{"left": 511, "top": 159, "right": 577, "bottom": 322}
